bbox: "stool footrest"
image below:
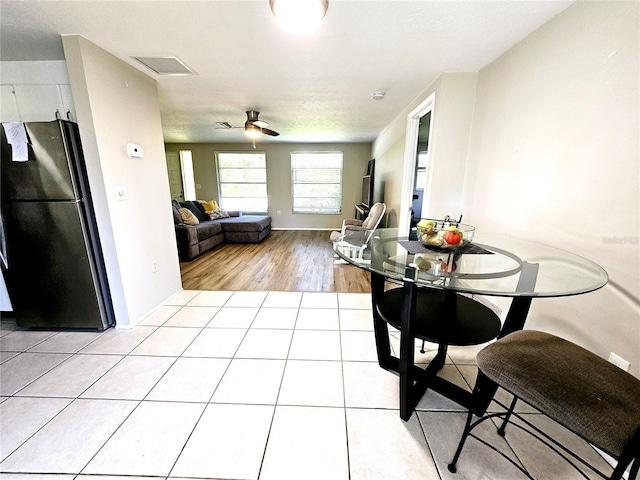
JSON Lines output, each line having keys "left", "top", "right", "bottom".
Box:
{"left": 452, "top": 396, "right": 614, "bottom": 480}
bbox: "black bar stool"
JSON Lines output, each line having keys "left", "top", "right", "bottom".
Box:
{"left": 448, "top": 330, "right": 640, "bottom": 480}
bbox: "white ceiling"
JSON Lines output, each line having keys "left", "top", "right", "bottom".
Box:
{"left": 0, "top": 0, "right": 573, "bottom": 144}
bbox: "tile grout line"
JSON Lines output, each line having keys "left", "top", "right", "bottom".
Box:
{"left": 2, "top": 291, "right": 495, "bottom": 479}
{"left": 204, "top": 290, "right": 265, "bottom": 407}
{"left": 338, "top": 296, "right": 353, "bottom": 480}
{"left": 255, "top": 291, "right": 302, "bottom": 480}
{"left": 77, "top": 291, "right": 228, "bottom": 477}
{"left": 76, "top": 299, "right": 189, "bottom": 477}
{"left": 415, "top": 409, "right": 445, "bottom": 480}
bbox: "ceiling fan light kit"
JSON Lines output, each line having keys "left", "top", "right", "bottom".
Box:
{"left": 269, "top": 0, "right": 329, "bottom": 34}
{"left": 245, "top": 125, "right": 262, "bottom": 139}
{"left": 215, "top": 111, "right": 280, "bottom": 142}
{"left": 244, "top": 111, "right": 280, "bottom": 137}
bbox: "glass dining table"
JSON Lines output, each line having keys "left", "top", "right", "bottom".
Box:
{"left": 334, "top": 227, "right": 609, "bottom": 421}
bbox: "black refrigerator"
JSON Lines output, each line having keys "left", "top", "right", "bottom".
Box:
{"left": 1, "top": 120, "right": 115, "bottom": 330}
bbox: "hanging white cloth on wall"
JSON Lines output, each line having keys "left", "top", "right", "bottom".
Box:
{"left": 2, "top": 122, "right": 29, "bottom": 162}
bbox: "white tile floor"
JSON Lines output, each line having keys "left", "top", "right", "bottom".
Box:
{"left": 0, "top": 290, "right": 612, "bottom": 480}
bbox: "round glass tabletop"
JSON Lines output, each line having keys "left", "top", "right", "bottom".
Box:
{"left": 334, "top": 228, "right": 609, "bottom": 298}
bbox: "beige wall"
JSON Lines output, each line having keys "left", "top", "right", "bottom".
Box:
{"left": 164, "top": 142, "right": 372, "bottom": 230}
{"left": 463, "top": 1, "right": 639, "bottom": 376}
{"left": 374, "top": 1, "right": 639, "bottom": 376}
{"left": 372, "top": 72, "right": 478, "bottom": 228}
{"left": 63, "top": 36, "right": 182, "bottom": 327}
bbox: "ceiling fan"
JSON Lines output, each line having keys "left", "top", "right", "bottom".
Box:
{"left": 216, "top": 111, "right": 280, "bottom": 138}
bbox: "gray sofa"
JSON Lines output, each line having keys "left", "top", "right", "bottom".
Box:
{"left": 172, "top": 200, "right": 271, "bottom": 261}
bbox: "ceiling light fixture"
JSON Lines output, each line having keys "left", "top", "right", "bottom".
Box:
{"left": 371, "top": 91, "right": 386, "bottom": 100}
{"left": 245, "top": 125, "right": 261, "bottom": 149}
{"left": 269, "top": 0, "right": 329, "bottom": 34}
{"left": 245, "top": 124, "right": 262, "bottom": 139}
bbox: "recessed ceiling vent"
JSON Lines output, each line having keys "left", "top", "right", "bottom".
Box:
{"left": 131, "top": 56, "right": 197, "bottom": 75}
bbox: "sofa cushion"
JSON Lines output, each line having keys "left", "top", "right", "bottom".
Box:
{"left": 194, "top": 220, "right": 223, "bottom": 241}
{"left": 193, "top": 200, "right": 207, "bottom": 217}
{"left": 201, "top": 200, "right": 219, "bottom": 212}
{"left": 208, "top": 208, "right": 230, "bottom": 219}
{"left": 180, "top": 201, "right": 207, "bottom": 221}
{"left": 218, "top": 215, "right": 271, "bottom": 232}
{"left": 224, "top": 226, "right": 271, "bottom": 243}
{"left": 172, "top": 206, "right": 184, "bottom": 225}
{"left": 197, "top": 231, "right": 225, "bottom": 254}
{"left": 179, "top": 207, "right": 199, "bottom": 225}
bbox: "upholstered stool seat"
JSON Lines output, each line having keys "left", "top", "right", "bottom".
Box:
{"left": 448, "top": 330, "right": 640, "bottom": 480}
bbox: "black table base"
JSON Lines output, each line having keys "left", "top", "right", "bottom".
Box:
{"left": 370, "top": 272, "right": 534, "bottom": 421}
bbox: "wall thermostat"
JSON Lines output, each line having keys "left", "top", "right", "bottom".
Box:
{"left": 126, "top": 143, "right": 144, "bottom": 158}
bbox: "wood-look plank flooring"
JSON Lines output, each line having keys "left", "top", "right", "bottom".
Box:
{"left": 180, "top": 230, "right": 371, "bottom": 293}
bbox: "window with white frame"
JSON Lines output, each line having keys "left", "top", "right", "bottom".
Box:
{"left": 216, "top": 152, "right": 268, "bottom": 213}
{"left": 291, "top": 152, "right": 343, "bottom": 214}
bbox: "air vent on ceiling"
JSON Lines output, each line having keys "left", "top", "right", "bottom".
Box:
{"left": 131, "top": 56, "right": 197, "bottom": 75}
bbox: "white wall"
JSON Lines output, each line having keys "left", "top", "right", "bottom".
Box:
{"left": 62, "top": 36, "right": 182, "bottom": 326}
{"left": 462, "top": 1, "right": 639, "bottom": 376}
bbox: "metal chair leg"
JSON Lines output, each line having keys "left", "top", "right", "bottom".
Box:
{"left": 497, "top": 396, "right": 518, "bottom": 437}
{"left": 627, "top": 456, "right": 639, "bottom": 480}
{"left": 448, "top": 406, "right": 476, "bottom": 473}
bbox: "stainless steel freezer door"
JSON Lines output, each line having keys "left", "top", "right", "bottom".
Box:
{"left": 1, "top": 122, "right": 78, "bottom": 201}
{"left": 2, "top": 200, "right": 110, "bottom": 329}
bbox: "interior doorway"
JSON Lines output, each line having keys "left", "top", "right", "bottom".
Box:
{"left": 411, "top": 112, "right": 431, "bottom": 230}
{"left": 179, "top": 150, "right": 196, "bottom": 201}
{"left": 399, "top": 92, "right": 435, "bottom": 235}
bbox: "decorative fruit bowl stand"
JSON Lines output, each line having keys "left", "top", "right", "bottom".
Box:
{"left": 416, "top": 217, "right": 475, "bottom": 250}
{"left": 412, "top": 216, "right": 477, "bottom": 277}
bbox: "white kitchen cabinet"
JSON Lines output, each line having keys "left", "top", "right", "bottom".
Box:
{"left": 0, "top": 84, "right": 76, "bottom": 123}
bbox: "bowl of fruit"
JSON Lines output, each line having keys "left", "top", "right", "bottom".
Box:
{"left": 416, "top": 219, "right": 475, "bottom": 250}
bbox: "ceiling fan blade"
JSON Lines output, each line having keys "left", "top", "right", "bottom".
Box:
{"left": 260, "top": 127, "right": 280, "bottom": 137}
{"left": 215, "top": 121, "right": 244, "bottom": 129}
{"left": 253, "top": 120, "right": 269, "bottom": 128}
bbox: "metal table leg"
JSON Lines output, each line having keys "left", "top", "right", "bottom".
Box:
{"left": 370, "top": 272, "right": 503, "bottom": 421}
